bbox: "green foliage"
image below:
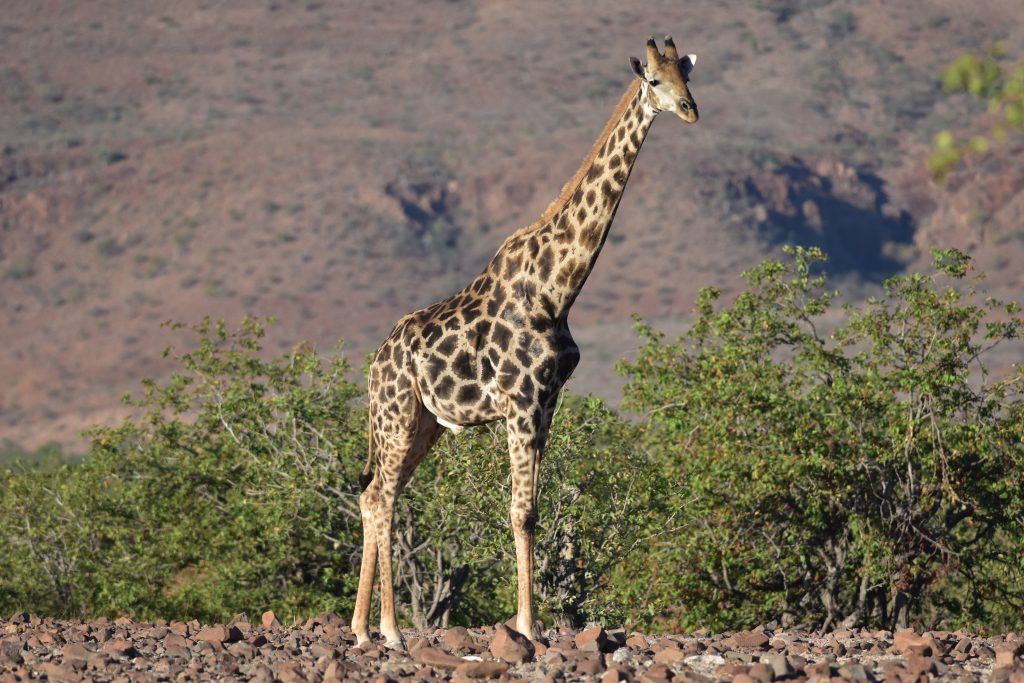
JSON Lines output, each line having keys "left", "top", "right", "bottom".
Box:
{"left": 398, "top": 395, "right": 657, "bottom": 629}
{"left": 0, "top": 319, "right": 649, "bottom": 629}
{"left": 618, "top": 247, "right": 1024, "bottom": 632}
{"left": 2, "top": 253, "right": 1022, "bottom": 633}
{"left": 0, "top": 317, "right": 367, "bottom": 622}
{"left": 930, "top": 42, "right": 1024, "bottom": 181}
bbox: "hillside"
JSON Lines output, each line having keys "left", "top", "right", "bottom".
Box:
{"left": 2, "top": 0, "right": 1023, "bottom": 451}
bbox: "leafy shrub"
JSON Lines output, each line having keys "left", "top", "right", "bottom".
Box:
{"left": 931, "top": 42, "right": 1024, "bottom": 180}
{"left": 395, "top": 395, "right": 657, "bottom": 630}
{"left": 618, "top": 247, "right": 1024, "bottom": 632}
{"left": 2, "top": 250, "right": 1022, "bottom": 633}
{"left": 0, "top": 319, "right": 648, "bottom": 629}
{"left": 0, "top": 317, "right": 367, "bottom": 622}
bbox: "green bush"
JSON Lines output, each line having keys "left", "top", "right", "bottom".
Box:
{"left": 931, "top": 42, "right": 1024, "bottom": 181}
{"left": 2, "top": 250, "right": 1022, "bottom": 633}
{"left": 395, "top": 395, "right": 656, "bottom": 630}
{"left": 618, "top": 247, "right": 1024, "bottom": 632}
{"left": 0, "top": 317, "right": 367, "bottom": 622}
{"left": 0, "top": 318, "right": 649, "bottom": 629}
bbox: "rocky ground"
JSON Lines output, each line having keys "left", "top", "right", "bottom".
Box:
{"left": 2, "top": 612, "right": 1023, "bottom": 683}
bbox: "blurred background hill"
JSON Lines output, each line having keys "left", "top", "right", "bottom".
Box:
{"left": 2, "top": 0, "right": 1023, "bottom": 452}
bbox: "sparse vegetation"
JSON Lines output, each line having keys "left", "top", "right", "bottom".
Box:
{"left": 3, "top": 259, "right": 36, "bottom": 281}
{"left": 94, "top": 147, "right": 127, "bottom": 165}
{"left": 616, "top": 247, "right": 1024, "bottom": 632}
{"left": 931, "top": 40, "right": 1024, "bottom": 180}
{"left": 95, "top": 237, "right": 124, "bottom": 258}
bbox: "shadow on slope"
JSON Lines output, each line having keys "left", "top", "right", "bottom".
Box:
{"left": 733, "top": 156, "right": 916, "bottom": 279}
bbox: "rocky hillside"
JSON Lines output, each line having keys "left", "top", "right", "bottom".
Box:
{"left": 2, "top": 0, "right": 1023, "bottom": 451}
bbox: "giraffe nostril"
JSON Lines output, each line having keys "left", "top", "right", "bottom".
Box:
{"left": 679, "top": 99, "right": 691, "bottom": 112}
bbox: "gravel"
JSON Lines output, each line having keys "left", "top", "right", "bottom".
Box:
{"left": 2, "top": 612, "right": 1023, "bottom": 682}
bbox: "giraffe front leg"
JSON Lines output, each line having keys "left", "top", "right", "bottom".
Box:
{"left": 511, "top": 494, "right": 539, "bottom": 640}
{"left": 351, "top": 484, "right": 379, "bottom": 647}
{"left": 507, "top": 409, "right": 549, "bottom": 641}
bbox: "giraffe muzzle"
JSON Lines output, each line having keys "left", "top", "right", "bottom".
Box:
{"left": 678, "top": 99, "right": 698, "bottom": 123}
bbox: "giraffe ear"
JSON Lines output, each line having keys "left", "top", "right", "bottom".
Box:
{"left": 680, "top": 53, "right": 697, "bottom": 78}
{"left": 629, "top": 56, "right": 645, "bottom": 80}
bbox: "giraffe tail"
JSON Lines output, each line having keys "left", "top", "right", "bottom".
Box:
{"left": 359, "top": 413, "right": 374, "bottom": 491}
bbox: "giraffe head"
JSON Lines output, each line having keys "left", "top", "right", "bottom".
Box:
{"left": 629, "top": 36, "right": 698, "bottom": 123}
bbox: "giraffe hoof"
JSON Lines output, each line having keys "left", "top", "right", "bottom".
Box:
{"left": 383, "top": 639, "right": 407, "bottom": 652}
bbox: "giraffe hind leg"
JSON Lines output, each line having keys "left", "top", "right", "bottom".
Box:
{"left": 356, "top": 404, "right": 444, "bottom": 649}
{"left": 351, "top": 477, "right": 380, "bottom": 646}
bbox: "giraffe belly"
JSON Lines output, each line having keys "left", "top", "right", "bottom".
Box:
{"left": 420, "top": 393, "right": 466, "bottom": 434}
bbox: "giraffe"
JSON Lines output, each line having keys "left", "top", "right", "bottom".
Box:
{"left": 351, "top": 36, "right": 698, "bottom": 648}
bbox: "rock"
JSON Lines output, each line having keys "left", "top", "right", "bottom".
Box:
{"left": 576, "top": 625, "right": 609, "bottom": 652}
{"left": 0, "top": 641, "right": 23, "bottom": 666}
{"left": 455, "top": 659, "right": 508, "bottom": 679}
{"left": 640, "top": 663, "right": 673, "bottom": 683}
{"left": 626, "top": 634, "right": 650, "bottom": 649}
{"left": 100, "top": 639, "right": 137, "bottom": 658}
{"left": 310, "top": 642, "right": 337, "bottom": 659}
{"left": 905, "top": 653, "right": 937, "bottom": 677}
{"left": 976, "top": 645, "right": 997, "bottom": 659}
{"left": 678, "top": 668, "right": 714, "bottom": 682}
{"left": 654, "top": 648, "right": 688, "bottom": 665}
{"left": 827, "top": 633, "right": 848, "bottom": 657}
{"left": 892, "top": 630, "right": 942, "bottom": 657}
{"left": 732, "top": 630, "right": 771, "bottom": 649}
{"left": 412, "top": 645, "right": 467, "bottom": 669}
{"left": 261, "top": 611, "right": 281, "bottom": 629}
{"left": 576, "top": 655, "right": 606, "bottom": 675}
{"left": 838, "top": 663, "right": 872, "bottom": 681}
{"left": 313, "top": 611, "right": 344, "bottom": 627}
{"left": 602, "top": 670, "right": 629, "bottom": 683}
{"left": 37, "top": 662, "right": 80, "bottom": 682}
{"left": 716, "top": 663, "right": 751, "bottom": 677}
{"left": 406, "top": 636, "right": 429, "bottom": 654}
{"left": 444, "top": 626, "right": 478, "bottom": 652}
{"left": 276, "top": 662, "right": 308, "bottom": 683}
{"left": 228, "top": 612, "right": 250, "bottom": 628}
{"left": 323, "top": 660, "right": 346, "bottom": 683}
{"left": 806, "top": 660, "right": 834, "bottom": 677}
{"left": 650, "top": 637, "right": 679, "bottom": 653}
{"left": 725, "top": 650, "right": 754, "bottom": 663}
{"left": 953, "top": 637, "right": 972, "bottom": 654}
{"left": 611, "top": 647, "right": 634, "bottom": 663}
{"left": 996, "top": 649, "right": 1020, "bottom": 669}
{"left": 748, "top": 661, "right": 773, "bottom": 682}
{"left": 997, "top": 639, "right": 1024, "bottom": 657}
{"left": 607, "top": 628, "right": 628, "bottom": 649}
{"left": 768, "top": 652, "right": 793, "bottom": 678}
{"left": 489, "top": 624, "right": 534, "bottom": 664}
{"left": 60, "top": 642, "right": 92, "bottom": 669}
{"left": 195, "top": 624, "right": 243, "bottom": 644}
{"left": 164, "top": 632, "right": 189, "bottom": 648}
{"left": 227, "top": 641, "right": 256, "bottom": 660}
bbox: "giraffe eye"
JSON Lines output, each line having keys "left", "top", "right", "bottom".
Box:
{"left": 648, "top": 79, "right": 660, "bottom": 87}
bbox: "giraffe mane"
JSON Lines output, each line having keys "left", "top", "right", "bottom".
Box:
{"left": 505, "top": 78, "right": 642, "bottom": 242}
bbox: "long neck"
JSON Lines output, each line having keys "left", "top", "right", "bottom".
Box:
{"left": 494, "top": 81, "right": 656, "bottom": 320}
